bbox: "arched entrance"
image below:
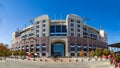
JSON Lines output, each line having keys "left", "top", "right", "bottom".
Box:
{"left": 51, "top": 40, "right": 65, "bottom": 57}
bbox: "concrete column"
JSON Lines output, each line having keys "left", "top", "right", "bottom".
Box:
{"left": 46, "top": 53, "right": 48, "bottom": 57}
{"left": 29, "top": 45, "right": 30, "bottom": 53}
{"left": 48, "top": 42, "right": 51, "bottom": 57}
{"left": 75, "top": 42, "right": 77, "bottom": 57}
{"left": 39, "top": 44, "right": 42, "bottom": 57}
{"left": 87, "top": 38, "right": 90, "bottom": 56}
{"left": 66, "top": 39, "right": 69, "bottom": 57}
{"left": 46, "top": 45, "right": 49, "bottom": 57}
{"left": 34, "top": 45, "right": 36, "bottom": 53}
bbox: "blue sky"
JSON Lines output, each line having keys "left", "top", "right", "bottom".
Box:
{"left": 0, "top": 0, "right": 120, "bottom": 47}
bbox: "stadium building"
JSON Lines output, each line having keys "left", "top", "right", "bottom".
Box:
{"left": 11, "top": 14, "right": 108, "bottom": 57}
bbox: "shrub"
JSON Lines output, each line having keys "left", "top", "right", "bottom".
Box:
{"left": 80, "top": 50, "right": 85, "bottom": 57}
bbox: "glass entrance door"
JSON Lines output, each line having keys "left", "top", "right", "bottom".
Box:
{"left": 52, "top": 43, "right": 65, "bottom": 57}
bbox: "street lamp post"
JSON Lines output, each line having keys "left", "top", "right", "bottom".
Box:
{"left": 83, "top": 17, "right": 90, "bottom": 57}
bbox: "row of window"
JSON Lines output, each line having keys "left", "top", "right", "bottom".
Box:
{"left": 36, "top": 33, "right": 46, "bottom": 37}
{"left": 36, "top": 20, "right": 46, "bottom": 37}
{"left": 50, "top": 25, "right": 67, "bottom": 33}
{"left": 21, "top": 33, "right": 34, "bottom": 38}
{"left": 50, "top": 25, "right": 67, "bottom": 36}
{"left": 70, "top": 33, "right": 81, "bottom": 36}
{"left": 36, "top": 20, "right": 46, "bottom": 24}
{"left": 70, "top": 19, "right": 81, "bottom": 23}
{"left": 36, "top": 28, "right": 46, "bottom": 33}
{"left": 70, "top": 47, "right": 99, "bottom": 53}
{"left": 36, "top": 24, "right": 46, "bottom": 29}
{"left": 70, "top": 23, "right": 80, "bottom": 27}
{"left": 70, "top": 28, "right": 80, "bottom": 32}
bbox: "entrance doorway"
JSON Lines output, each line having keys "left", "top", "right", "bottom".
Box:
{"left": 51, "top": 42, "right": 65, "bottom": 57}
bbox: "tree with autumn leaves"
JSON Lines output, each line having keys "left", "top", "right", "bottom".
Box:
{"left": 0, "top": 44, "right": 12, "bottom": 58}
{"left": 103, "top": 48, "right": 111, "bottom": 56}
{"left": 80, "top": 50, "right": 85, "bottom": 57}
{"left": 89, "top": 50, "right": 95, "bottom": 57}
{"left": 79, "top": 48, "right": 111, "bottom": 57}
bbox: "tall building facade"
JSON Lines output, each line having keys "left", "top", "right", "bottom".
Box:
{"left": 11, "top": 14, "right": 108, "bottom": 57}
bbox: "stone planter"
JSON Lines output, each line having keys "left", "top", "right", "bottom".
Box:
{"left": 33, "top": 58, "right": 35, "bottom": 61}
{"left": 76, "top": 59, "right": 78, "bottom": 62}
{"left": 98, "top": 58, "right": 101, "bottom": 61}
{"left": 92, "top": 58, "right": 95, "bottom": 61}
{"left": 28, "top": 58, "right": 30, "bottom": 61}
{"left": 69, "top": 59, "right": 71, "bottom": 62}
{"left": 61, "top": 59, "right": 63, "bottom": 62}
{"left": 102, "top": 58, "right": 106, "bottom": 61}
{"left": 40, "top": 59, "right": 42, "bottom": 61}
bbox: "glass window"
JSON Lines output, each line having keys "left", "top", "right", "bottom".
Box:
{"left": 71, "top": 19, "right": 74, "bottom": 22}
{"left": 84, "top": 44, "right": 87, "bottom": 46}
{"left": 71, "top": 33, "right": 74, "bottom": 36}
{"left": 43, "top": 24, "right": 46, "bottom": 27}
{"left": 36, "top": 34, "right": 39, "bottom": 37}
{"left": 50, "top": 34, "right": 55, "bottom": 36}
{"left": 61, "top": 34, "right": 67, "bottom": 36}
{"left": 56, "top": 34, "right": 61, "bottom": 36}
{"left": 77, "top": 24, "right": 80, "bottom": 27}
{"left": 56, "top": 25, "right": 61, "bottom": 32}
{"left": 78, "top": 47, "right": 81, "bottom": 51}
{"left": 77, "top": 20, "right": 80, "bottom": 23}
{"left": 78, "top": 44, "right": 81, "bottom": 46}
{"left": 42, "top": 47, "right": 46, "bottom": 51}
{"left": 50, "top": 26, "right": 55, "bottom": 33}
{"left": 36, "top": 44, "right": 40, "bottom": 48}
{"left": 42, "top": 20, "right": 46, "bottom": 23}
{"left": 70, "top": 44, "right": 75, "bottom": 46}
{"left": 78, "top": 34, "right": 80, "bottom": 36}
{"left": 29, "top": 33, "right": 33, "bottom": 36}
{"left": 71, "top": 53, "right": 75, "bottom": 56}
{"left": 94, "top": 35, "right": 97, "bottom": 38}
{"left": 42, "top": 44, "right": 46, "bottom": 52}
{"left": 90, "top": 34, "right": 93, "bottom": 37}
{"left": 83, "top": 28, "right": 87, "bottom": 31}
{"left": 78, "top": 29, "right": 80, "bottom": 32}
{"left": 50, "top": 25, "right": 67, "bottom": 36}
{"left": 71, "top": 28, "right": 74, "bottom": 31}
{"left": 89, "top": 45, "right": 92, "bottom": 48}
{"left": 83, "top": 46, "right": 87, "bottom": 48}
{"left": 83, "top": 48, "right": 87, "bottom": 51}
{"left": 71, "top": 23, "right": 74, "bottom": 27}
{"left": 83, "top": 32, "right": 88, "bottom": 35}
{"left": 36, "top": 25, "right": 39, "bottom": 28}
{"left": 22, "top": 35, "right": 28, "bottom": 38}
{"left": 36, "top": 30, "right": 39, "bottom": 33}
{"left": 42, "top": 44, "right": 46, "bottom": 47}
{"left": 42, "top": 53, "right": 46, "bottom": 56}
{"left": 42, "top": 33, "right": 46, "bottom": 37}
{"left": 36, "top": 48, "right": 39, "bottom": 51}
{"left": 36, "top": 21, "right": 39, "bottom": 24}
{"left": 70, "top": 47, "right": 75, "bottom": 51}
{"left": 62, "top": 25, "right": 67, "bottom": 32}
{"left": 42, "top": 29, "right": 46, "bottom": 32}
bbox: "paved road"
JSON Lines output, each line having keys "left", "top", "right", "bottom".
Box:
{"left": 0, "top": 59, "right": 90, "bottom": 68}
{"left": 0, "top": 59, "right": 114, "bottom": 68}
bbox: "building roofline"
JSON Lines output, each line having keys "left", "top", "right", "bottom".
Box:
{"left": 51, "top": 20, "right": 65, "bottom": 22}
{"left": 83, "top": 23, "right": 99, "bottom": 32}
